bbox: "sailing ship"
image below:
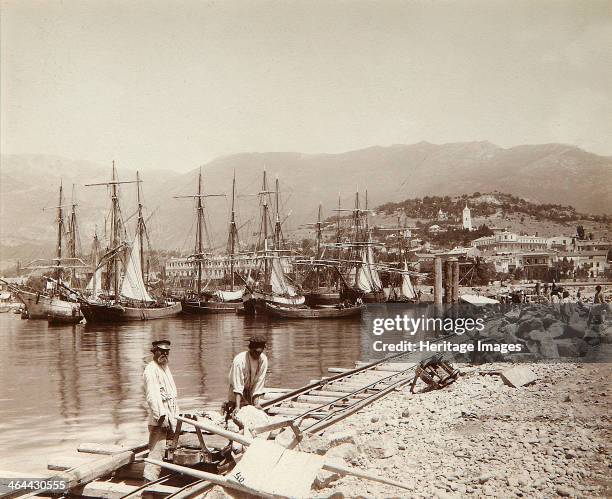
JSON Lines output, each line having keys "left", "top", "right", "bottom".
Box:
{"left": 7, "top": 183, "right": 85, "bottom": 321}
{"left": 301, "top": 203, "right": 345, "bottom": 306}
{"left": 176, "top": 169, "right": 244, "bottom": 313}
{"left": 382, "top": 219, "right": 418, "bottom": 302}
{"left": 79, "top": 165, "right": 181, "bottom": 323}
{"left": 242, "top": 172, "right": 305, "bottom": 315}
{"left": 334, "top": 191, "right": 386, "bottom": 303}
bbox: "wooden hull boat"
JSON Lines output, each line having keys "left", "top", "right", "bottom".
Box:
{"left": 48, "top": 313, "right": 83, "bottom": 325}
{"left": 304, "top": 289, "right": 341, "bottom": 306}
{"left": 264, "top": 302, "right": 364, "bottom": 319}
{"left": 81, "top": 300, "right": 182, "bottom": 323}
{"left": 243, "top": 290, "right": 306, "bottom": 315}
{"left": 182, "top": 298, "right": 243, "bottom": 314}
{"left": 13, "top": 288, "right": 82, "bottom": 320}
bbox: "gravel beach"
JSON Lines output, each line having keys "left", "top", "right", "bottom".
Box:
{"left": 306, "top": 362, "right": 611, "bottom": 498}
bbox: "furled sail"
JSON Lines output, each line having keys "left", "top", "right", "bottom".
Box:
{"left": 120, "top": 237, "right": 154, "bottom": 302}
{"left": 214, "top": 289, "right": 244, "bottom": 302}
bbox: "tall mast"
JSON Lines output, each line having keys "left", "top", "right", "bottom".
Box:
{"left": 336, "top": 194, "right": 341, "bottom": 261}
{"left": 195, "top": 169, "right": 203, "bottom": 295}
{"left": 136, "top": 171, "right": 145, "bottom": 282}
{"left": 85, "top": 162, "right": 138, "bottom": 299}
{"left": 111, "top": 163, "right": 120, "bottom": 297}
{"left": 315, "top": 203, "right": 322, "bottom": 288}
{"left": 228, "top": 170, "right": 237, "bottom": 291}
{"left": 274, "top": 176, "right": 282, "bottom": 250}
{"left": 55, "top": 181, "right": 64, "bottom": 283}
{"left": 173, "top": 167, "right": 224, "bottom": 296}
{"left": 365, "top": 190, "right": 369, "bottom": 233}
{"left": 91, "top": 228, "right": 100, "bottom": 297}
{"left": 262, "top": 170, "right": 269, "bottom": 285}
{"left": 68, "top": 184, "right": 78, "bottom": 285}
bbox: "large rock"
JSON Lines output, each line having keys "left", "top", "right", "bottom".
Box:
{"left": 556, "top": 338, "right": 588, "bottom": 357}
{"left": 538, "top": 338, "right": 559, "bottom": 358}
{"left": 599, "top": 325, "right": 612, "bottom": 344}
{"left": 546, "top": 322, "right": 565, "bottom": 339}
{"left": 297, "top": 434, "right": 334, "bottom": 455}
{"left": 500, "top": 366, "right": 537, "bottom": 388}
{"left": 517, "top": 318, "right": 544, "bottom": 338}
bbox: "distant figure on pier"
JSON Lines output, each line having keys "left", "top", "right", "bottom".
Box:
{"left": 594, "top": 285, "right": 605, "bottom": 304}
{"left": 143, "top": 340, "right": 179, "bottom": 482}
{"left": 227, "top": 335, "right": 268, "bottom": 415}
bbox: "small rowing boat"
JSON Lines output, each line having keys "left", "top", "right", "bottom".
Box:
{"left": 263, "top": 302, "right": 363, "bottom": 319}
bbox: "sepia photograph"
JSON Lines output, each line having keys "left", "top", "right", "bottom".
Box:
{"left": 0, "top": 1, "right": 610, "bottom": 497}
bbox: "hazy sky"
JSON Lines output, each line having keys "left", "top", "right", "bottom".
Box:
{"left": 2, "top": 0, "right": 611, "bottom": 172}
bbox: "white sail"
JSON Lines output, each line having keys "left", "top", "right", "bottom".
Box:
{"left": 357, "top": 246, "right": 382, "bottom": 292}
{"left": 357, "top": 252, "right": 373, "bottom": 292}
{"left": 85, "top": 266, "right": 103, "bottom": 299}
{"left": 367, "top": 245, "right": 382, "bottom": 289}
{"left": 270, "top": 256, "right": 298, "bottom": 296}
{"left": 214, "top": 289, "right": 244, "bottom": 302}
{"left": 120, "top": 237, "right": 154, "bottom": 302}
{"left": 401, "top": 261, "right": 416, "bottom": 299}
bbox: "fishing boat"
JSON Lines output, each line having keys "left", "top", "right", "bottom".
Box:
{"left": 264, "top": 301, "right": 364, "bottom": 319}
{"left": 79, "top": 166, "right": 181, "bottom": 323}
{"left": 177, "top": 170, "right": 245, "bottom": 314}
{"left": 5, "top": 184, "right": 85, "bottom": 320}
{"left": 243, "top": 172, "right": 305, "bottom": 315}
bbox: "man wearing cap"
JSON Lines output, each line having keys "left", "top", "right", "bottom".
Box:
{"left": 143, "top": 340, "right": 179, "bottom": 482}
{"left": 228, "top": 335, "right": 268, "bottom": 413}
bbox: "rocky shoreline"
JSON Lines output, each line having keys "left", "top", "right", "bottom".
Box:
{"left": 295, "top": 362, "right": 611, "bottom": 498}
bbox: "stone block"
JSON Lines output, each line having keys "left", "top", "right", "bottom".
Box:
{"left": 500, "top": 366, "right": 537, "bottom": 388}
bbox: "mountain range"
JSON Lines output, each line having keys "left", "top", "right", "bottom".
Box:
{"left": 1, "top": 142, "right": 610, "bottom": 266}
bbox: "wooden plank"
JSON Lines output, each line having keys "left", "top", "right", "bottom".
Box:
{"left": 54, "top": 450, "right": 135, "bottom": 490}
{"left": 72, "top": 480, "right": 183, "bottom": 499}
{"left": 48, "top": 456, "right": 91, "bottom": 471}
{"left": 77, "top": 442, "right": 147, "bottom": 455}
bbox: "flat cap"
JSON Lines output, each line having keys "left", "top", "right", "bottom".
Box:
{"left": 151, "top": 340, "right": 171, "bottom": 351}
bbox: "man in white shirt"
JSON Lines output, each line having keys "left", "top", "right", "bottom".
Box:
{"left": 228, "top": 335, "right": 268, "bottom": 414}
{"left": 143, "top": 340, "right": 179, "bottom": 482}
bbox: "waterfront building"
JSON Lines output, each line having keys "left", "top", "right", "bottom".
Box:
{"left": 471, "top": 231, "right": 549, "bottom": 253}
{"left": 165, "top": 254, "right": 293, "bottom": 289}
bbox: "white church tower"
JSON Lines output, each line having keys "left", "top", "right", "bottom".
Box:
{"left": 462, "top": 203, "right": 472, "bottom": 231}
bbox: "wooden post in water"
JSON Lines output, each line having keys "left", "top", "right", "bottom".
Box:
{"left": 451, "top": 258, "right": 460, "bottom": 303}
{"left": 434, "top": 257, "right": 443, "bottom": 305}
{"left": 444, "top": 259, "right": 452, "bottom": 304}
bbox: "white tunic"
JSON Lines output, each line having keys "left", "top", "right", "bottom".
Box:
{"left": 228, "top": 351, "right": 268, "bottom": 404}
{"left": 143, "top": 360, "right": 179, "bottom": 428}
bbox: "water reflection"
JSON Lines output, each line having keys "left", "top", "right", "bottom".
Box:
{"left": 0, "top": 313, "right": 363, "bottom": 473}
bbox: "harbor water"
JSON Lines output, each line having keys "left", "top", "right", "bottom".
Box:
{"left": 0, "top": 313, "right": 364, "bottom": 473}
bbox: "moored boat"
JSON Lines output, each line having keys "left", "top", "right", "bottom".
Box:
{"left": 79, "top": 166, "right": 182, "bottom": 323}
{"left": 264, "top": 301, "right": 363, "bottom": 319}
{"left": 176, "top": 169, "right": 245, "bottom": 314}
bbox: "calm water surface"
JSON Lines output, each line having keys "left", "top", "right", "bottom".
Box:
{"left": 0, "top": 313, "right": 365, "bottom": 473}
